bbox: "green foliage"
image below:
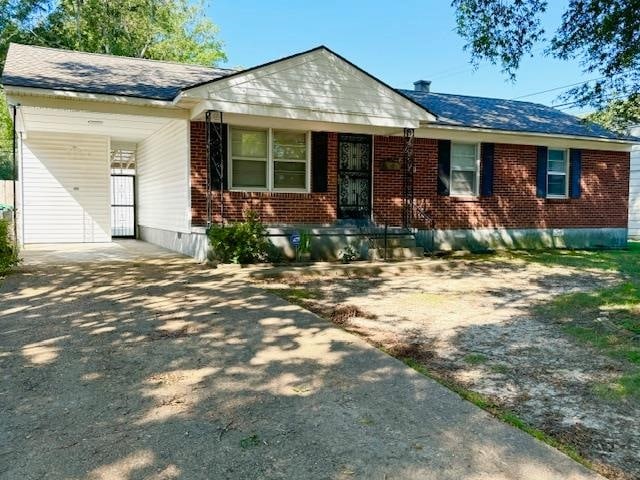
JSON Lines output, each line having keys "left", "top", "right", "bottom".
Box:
{"left": 0, "top": 218, "right": 19, "bottom": 275}
{"left": 339, "top": 244, "right": 360, "bottom": 264}
{"left": 207, "top": 211, "right": 269, "bottom": 264}
{"left": 585, "top": 97, "right": 640, "bottom": 133}
{"left": 452, "top": 0, "right": 640, "bottom": 126}
{"left": 0, "top": 91, "right": 14, "bottom": 180}
{"left": 452, "top": 0, "right": 547, "bottom": 79}
{"left": 0, "top": 0, "right": 226, "bottom": 69}
{"left": 298, "top": 230, "right": 311, "bottom": 254}
{"left": 463, "top": 353, "right": 488, "bottom": 365}
{"left": 0, "top": 0, "right": 226, "bottom": 158}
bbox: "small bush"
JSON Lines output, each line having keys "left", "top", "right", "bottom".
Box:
{"left": 0, "top": 218, "right": 18, "bottom": 275}
{"left": 206, "top": 210, "right": 269, "bottom": 264}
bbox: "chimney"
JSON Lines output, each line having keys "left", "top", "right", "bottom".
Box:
{"left": 413, "top": 80, "right": 431, "bottom": 93}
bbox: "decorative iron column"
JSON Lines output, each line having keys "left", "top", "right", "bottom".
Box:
{"left": 402, "top": 127, "right": 415, "bottom": 228}
{"left": 205, "top": 110, "right": 224, "bottom": 226}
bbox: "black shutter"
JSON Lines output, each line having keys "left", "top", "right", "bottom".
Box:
{"left": 437, "top": 139, "right": 451, "bottom": 196}
{"left": 311, "top": 132, "right": 329, "bottom": 193}
{"left": 569, "top": 149, "right": 582, "bottom": 199}
{"left": 210, "top": 123, "right": 228, "bottom": 190}
{"left": 536, "top": 146, "right": 548, "bottom": 198}
{"left": 480, "top": 143, "right": 495, "bottom": 196}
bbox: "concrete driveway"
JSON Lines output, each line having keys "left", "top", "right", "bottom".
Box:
{"left": 0, "top": 243, "right": 602, "bottom": 479}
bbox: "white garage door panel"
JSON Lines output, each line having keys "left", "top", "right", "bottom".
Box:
{"left": 23, "top": 133, "right": 110, "bottom": 243}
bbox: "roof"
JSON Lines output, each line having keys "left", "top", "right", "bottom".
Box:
{"left": 399, "top": 89, "right": 636, "bottom": 141}
{"left": 1, "top": 43, "right": 636, "bottom": 142}
{"left": 1, "top": 43, "right": 235, "bottom": 101}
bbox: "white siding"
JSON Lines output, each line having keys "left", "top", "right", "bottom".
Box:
{"left": 629, "top": 126, "right": 640, "bottom": 237}
{"left": 22, "top": 132, "right": 110, "bottom": 243}
{"left": 136, "top": 119, "right": 190, "bottom": 233}
{"left": 188, "top": 49, "right": 431, "bottom": 127}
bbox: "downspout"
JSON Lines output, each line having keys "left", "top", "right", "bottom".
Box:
{"left": 11, "top": 104, "right": 17, "bottom": 243}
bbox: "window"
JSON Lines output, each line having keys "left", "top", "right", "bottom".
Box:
{"left": 450, "top": 142, "right": 479, "bottom": 196}
{"left": 547, "top": 149, "right": 568, "bottom": 198}
{"left": 273, "top": 130, "right": 307, "bottom": 189}
{"left": 231, "top": 128, "right": 268, "bottom": 188}
{"left": 230, "top": 127, "right": 309, "bottom": 191}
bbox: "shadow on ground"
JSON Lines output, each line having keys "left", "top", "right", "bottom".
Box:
{"left": 0, "top": 256, "right": 602, "bottom": 479}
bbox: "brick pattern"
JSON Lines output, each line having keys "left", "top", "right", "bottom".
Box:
{"left": 190, "top": 122, "right": 338, "bottom": 224}
{"left": 190, "top": 123, "right": 630, "bottom": 229}
{"left": 373, "top": 136, "right": 629, "bottom": 229}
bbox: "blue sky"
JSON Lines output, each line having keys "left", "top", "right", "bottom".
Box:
{"left": 208, "top": 0, "right": 591, "bottom": 115}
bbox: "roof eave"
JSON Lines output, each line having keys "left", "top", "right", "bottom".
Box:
{"left": 2, "top": 84, "right": 179, "bottom": 107}
{"left": 420, "top": 122, "right": 639, "bottom": 145}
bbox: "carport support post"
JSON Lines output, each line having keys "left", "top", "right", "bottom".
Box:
{"left": 11, "top": 104, "right": 17, "bottom": 243}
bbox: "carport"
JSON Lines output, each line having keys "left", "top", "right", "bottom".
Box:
{"left": 10, "top": 103, "right": 190, "bottom": 246}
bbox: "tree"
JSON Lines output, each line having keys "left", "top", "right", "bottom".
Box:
{"left": 0, "top": 0, "right": 226, "bottom": 178}
{"left": 452, "top": 0, "right": 640, "bottom": 129}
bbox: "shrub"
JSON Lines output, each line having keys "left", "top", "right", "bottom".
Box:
{"left": 0, "top": 218, "right": 18, "bottom": 275}
{"left": 206, "top": 210, "right": 269, "bottom": 264}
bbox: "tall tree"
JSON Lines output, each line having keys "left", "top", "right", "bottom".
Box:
{"left": 0, "top": 0, "right": 226, "bottom": 178}
{"left": 452, "top": 0, "right": 640, "bottom": 130}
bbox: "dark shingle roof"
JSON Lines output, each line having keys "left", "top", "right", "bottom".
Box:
{"left": 1, "top": 43, "right": 235, "bottom": 101}
{"left": 400, "top": 89, "right": 636, "bottom": 141}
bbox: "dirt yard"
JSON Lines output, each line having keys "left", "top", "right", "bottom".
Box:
{"left": 256, "top": 253, "right": 640, "bottom": 480}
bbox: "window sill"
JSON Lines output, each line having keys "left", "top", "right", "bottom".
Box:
{"left": 449, "top": 195, "right": 480, "bottom": 202}
{"left": 545, "top": 196, "right": 571, "bottom": 203}
{"left": 227, "top": 189, "right": 313, "bottom": 196}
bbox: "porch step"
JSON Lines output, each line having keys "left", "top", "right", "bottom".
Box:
{"left": 367, "top": 246, "right": 425, "bottom": 261}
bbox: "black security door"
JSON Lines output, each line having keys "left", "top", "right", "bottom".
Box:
{"left": 338, "top": 134, "right": 372, "bottom": 220}
{"left": 111, "top": 174, "right": 135, "bottom": 238}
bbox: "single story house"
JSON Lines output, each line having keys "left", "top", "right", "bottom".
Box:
{"left": 1, "top": 43, "right": 637, "bottom": 260}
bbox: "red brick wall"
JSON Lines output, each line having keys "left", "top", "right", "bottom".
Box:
{"left": 190, "top": 123, "right": 630, "bottom": 229}
{"left": 372, "top": 136, "right": 629, "bottom": 229}
{"left": 190, "top": 122, "right": 338, "bottom": 224}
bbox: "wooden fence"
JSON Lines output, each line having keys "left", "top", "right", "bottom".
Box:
{"left": 0, "top": 180, "right": 13, "bottom": 206}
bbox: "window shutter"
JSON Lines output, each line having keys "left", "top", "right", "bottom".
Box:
{"left": 569, "top": 149, "right": 582, "bottom": 199}
{"left": 437, "top": 139, "right": 451, "bottom": 196}
{"left": 209, "top": 123, "right": 228, "bottom": 190}
{"left": 536, "top": 146, "right": 548, "bottom": 198}
{"left": 311, "top": 132, "right": 329, "bottom": 193}
{"left": 480, "top": 143, "right": 495, "bottom": 196}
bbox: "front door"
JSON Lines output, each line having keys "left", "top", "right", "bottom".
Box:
{"left": 338, "top": 134, "right": 372, "bottom": 220}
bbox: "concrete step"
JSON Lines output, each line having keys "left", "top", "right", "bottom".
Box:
{"left": 370, "top": 236, "right": 417, "bottom": 248}
{"left": 367, "top": 246, "right": 425, "bottom": 260}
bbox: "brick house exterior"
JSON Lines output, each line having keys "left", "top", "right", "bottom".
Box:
{"left": 4, "top": 43, "right": 636, "bottom": 259}
{"left": 191, "top": 124, "right": 630, "bottom": 235}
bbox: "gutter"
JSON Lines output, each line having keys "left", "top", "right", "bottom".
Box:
{"left": 2, "top": 85, "right": 178, "bottom": 108}
{"left": 419, "top": 122, "right": 640, "bottom": 146}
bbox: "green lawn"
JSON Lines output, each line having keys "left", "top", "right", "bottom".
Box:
{"left": 507, "top": 244, "right": 640, "bottom": 400}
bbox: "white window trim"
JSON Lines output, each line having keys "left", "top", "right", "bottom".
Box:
{"left": 546, "top": 148, "right": 569, "bottom": 199}
{"left": 450, "top": 141, "right": 481, "bottom": 197}
{"left": 228, "top": 126, "right": 311, "bottom": 193}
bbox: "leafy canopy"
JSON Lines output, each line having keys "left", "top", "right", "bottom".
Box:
{"left": 452, "top": 0, "right": 640, "bottom": 129}
{"left": 0, "top": 0, "right": 226, "bottom": 178}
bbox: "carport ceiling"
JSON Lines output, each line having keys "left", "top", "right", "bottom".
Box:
{"left": 19, "top": 106, "right": 175, "bottom": 142}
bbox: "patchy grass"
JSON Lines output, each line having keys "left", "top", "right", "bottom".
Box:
{"left": 593, "top": 372, "right": 640, "bottom": 401}
{"left": 522, "top": 245, "right": 640, "bottom": 405}
{"left": 503, "top": 243, "right": 640, "bottom": 277}
{"left": 463, "top": 353, "right": 488, "bottom": 365}
{"left": 239, "top": 433, "right": 261, "bottom": 449}
{"left": 536, "top": 281, "right": 640, "bottom": 369}
{"left": 269, "top": 287, "right": 321, "bottom": 306}
{"left": 402, "top": 358, "right": 591, "bottom": 469}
